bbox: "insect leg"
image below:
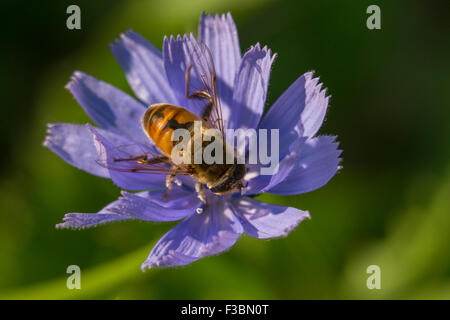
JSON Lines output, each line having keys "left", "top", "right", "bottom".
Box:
{"left": 113, "top": 154, "right": 148, "bottom": 162}
{"left": 201, "top": 101, "right": 213, "bottom": 121}
{"left": 137, "top": 155, "right": 169, "bottom": 165}
{"left": 113, "top": 154, "right": 169, "bottom": 165}
{"left": 185, "top": 64, "right": 214, "bottom": 121}
{"left": 185, "top": 64, "right": 194, "bottom": 98}
{"left": 162, "top": 168, "right": 178, "bottom": 199}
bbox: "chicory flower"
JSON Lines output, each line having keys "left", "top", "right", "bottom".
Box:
{"left": 44, "top": 13, "right": 342, "bottom": 270}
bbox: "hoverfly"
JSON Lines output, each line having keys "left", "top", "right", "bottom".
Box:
{"left": 99, "top": 40, "right": 246, "bottom": 204}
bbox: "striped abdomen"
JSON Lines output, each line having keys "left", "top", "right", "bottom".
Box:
{"left": 142, "top": 103, "right": 202, "bottom": 156}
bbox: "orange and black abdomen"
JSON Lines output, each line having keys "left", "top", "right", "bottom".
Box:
{"left": 142, "top": 103, "right": 202, "bottom": 156}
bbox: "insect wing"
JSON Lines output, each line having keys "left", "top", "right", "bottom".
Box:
{"left": 95, "top": 142, "right": 189, "bottom": 175}
{"left": 185, "top": 38, "right": 225, "bottom": 133}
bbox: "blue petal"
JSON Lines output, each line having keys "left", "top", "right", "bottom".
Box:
{"left": 198, "top": 12, "right": 241, "bottom": 124}
{"left": 228, "top": 44, "right": 276, "bottom": 130}
{"left": 163, "top": 34, "right": 217, "bottom": 116}
{"left": 268, "top": 136, "right": 342, "bottom": 195}
{"left": 243, "top": 138, "right": 305, "bottom": 195}
{"left": 231, "top": 196, "right": 310, "bottom": 239}
{"left": 138, "top": 187, "right": 198, "bottom": 209}
{"left": 88, "top": 125, "right": 166, "bottom": 190}
{"left": 66, "top": 71, "right": 149, "bottom": 145}
{"left": 56, "top": 188, "right": 196, "bottom": 229}
{"left": 259, "top": 72, "right": 329, "bottom": 152}
{"left": 141, "top": 197, "right": 243, "bottom": 269}
{"left": 56, "top": 213, "right": 127, "bottom": 229}
{"left": 110, "top": 30, "right": 177, "bottom": 105}
{"left": 43, "top": 123, "right": 109, "bottom": 178}
{"left": 112, "top": 190, "right": 200, "bottom": 221}
{"left": 56, "top": 196, "right": 132, "bottom": 229}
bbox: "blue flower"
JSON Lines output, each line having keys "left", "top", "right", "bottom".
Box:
{"left": 44, "top": 13, "right": 342, "bottom": 270}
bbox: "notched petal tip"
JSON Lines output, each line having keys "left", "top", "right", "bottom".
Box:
{"left": 55, "top": 222, "right": 71, "bottom": 229}
{"left": 304, "top": 71, "right": 331, "bottom": 99}
{"left": 64, "top": 70, "right": 87, "bottom": 91}
{"left": 42, "top": 138, "right": 50, "bottom": 148}
{"left": 120, "top": 29, "right": 136, "bottom": 40}
{"left": 279, "top": 210, "right": 311, "bottom": 237}
{"left": 55, "top": 213, "right": 89, "bottom": 230}
{"left": 42, "top": 122, "right": 67, "bottom": 147}
{"left": 42, "top": 123, "right": 56, "bottom": 147}
{"left": 304, "top": 210, "right": 312, "bottom": 219}
{"left": 165, "top": 34, "right": 182, "bottom": 44}
{"left": 64, "top": 74, "right": 78, "bottom": 90}
{"left": 308, "top": 71, "right": 330, "bottom": 97}
{"left": 140, "top": 261, "right": 156, "bottom": 272}
{"left": 200, "top": 11, "right": 234, "bottom": 22}
{"left": 141, "top": 252, "right": 185, "bottom": 271}
{"left": 72, "top": 70, "right": 85, "bottom": 79}
{"left": 140, "top": 254, "right": 172, "bottom": 271}
{"left": 56, "top": 211, "right": 129, "bottom": 230}
{"left": 244, "top": 42, "right": 277, "bottom": 61}
{"left": 55, "top": 222, "right": 92, "bottom": 231}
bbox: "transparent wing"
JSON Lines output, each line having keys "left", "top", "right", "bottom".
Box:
{"left": 95, "top": 142, "right": 191, "bottom": 175}
{"left": 185, "top": 39, "right": 225, "bottom": 134}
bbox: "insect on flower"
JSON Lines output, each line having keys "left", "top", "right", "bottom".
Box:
{"left": 44, "top": 12, "right": 342, "bottom": 269}
{"left": 103, "top": 43, "right": 246, "bottom": 204}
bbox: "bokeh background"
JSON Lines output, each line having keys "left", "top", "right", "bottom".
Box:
{"left": 0, "top": 0, "right": 449, "bottom": 299}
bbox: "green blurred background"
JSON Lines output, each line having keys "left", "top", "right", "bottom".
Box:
{"left": 0, "top": 0, "right": 449, "bottom": 299}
